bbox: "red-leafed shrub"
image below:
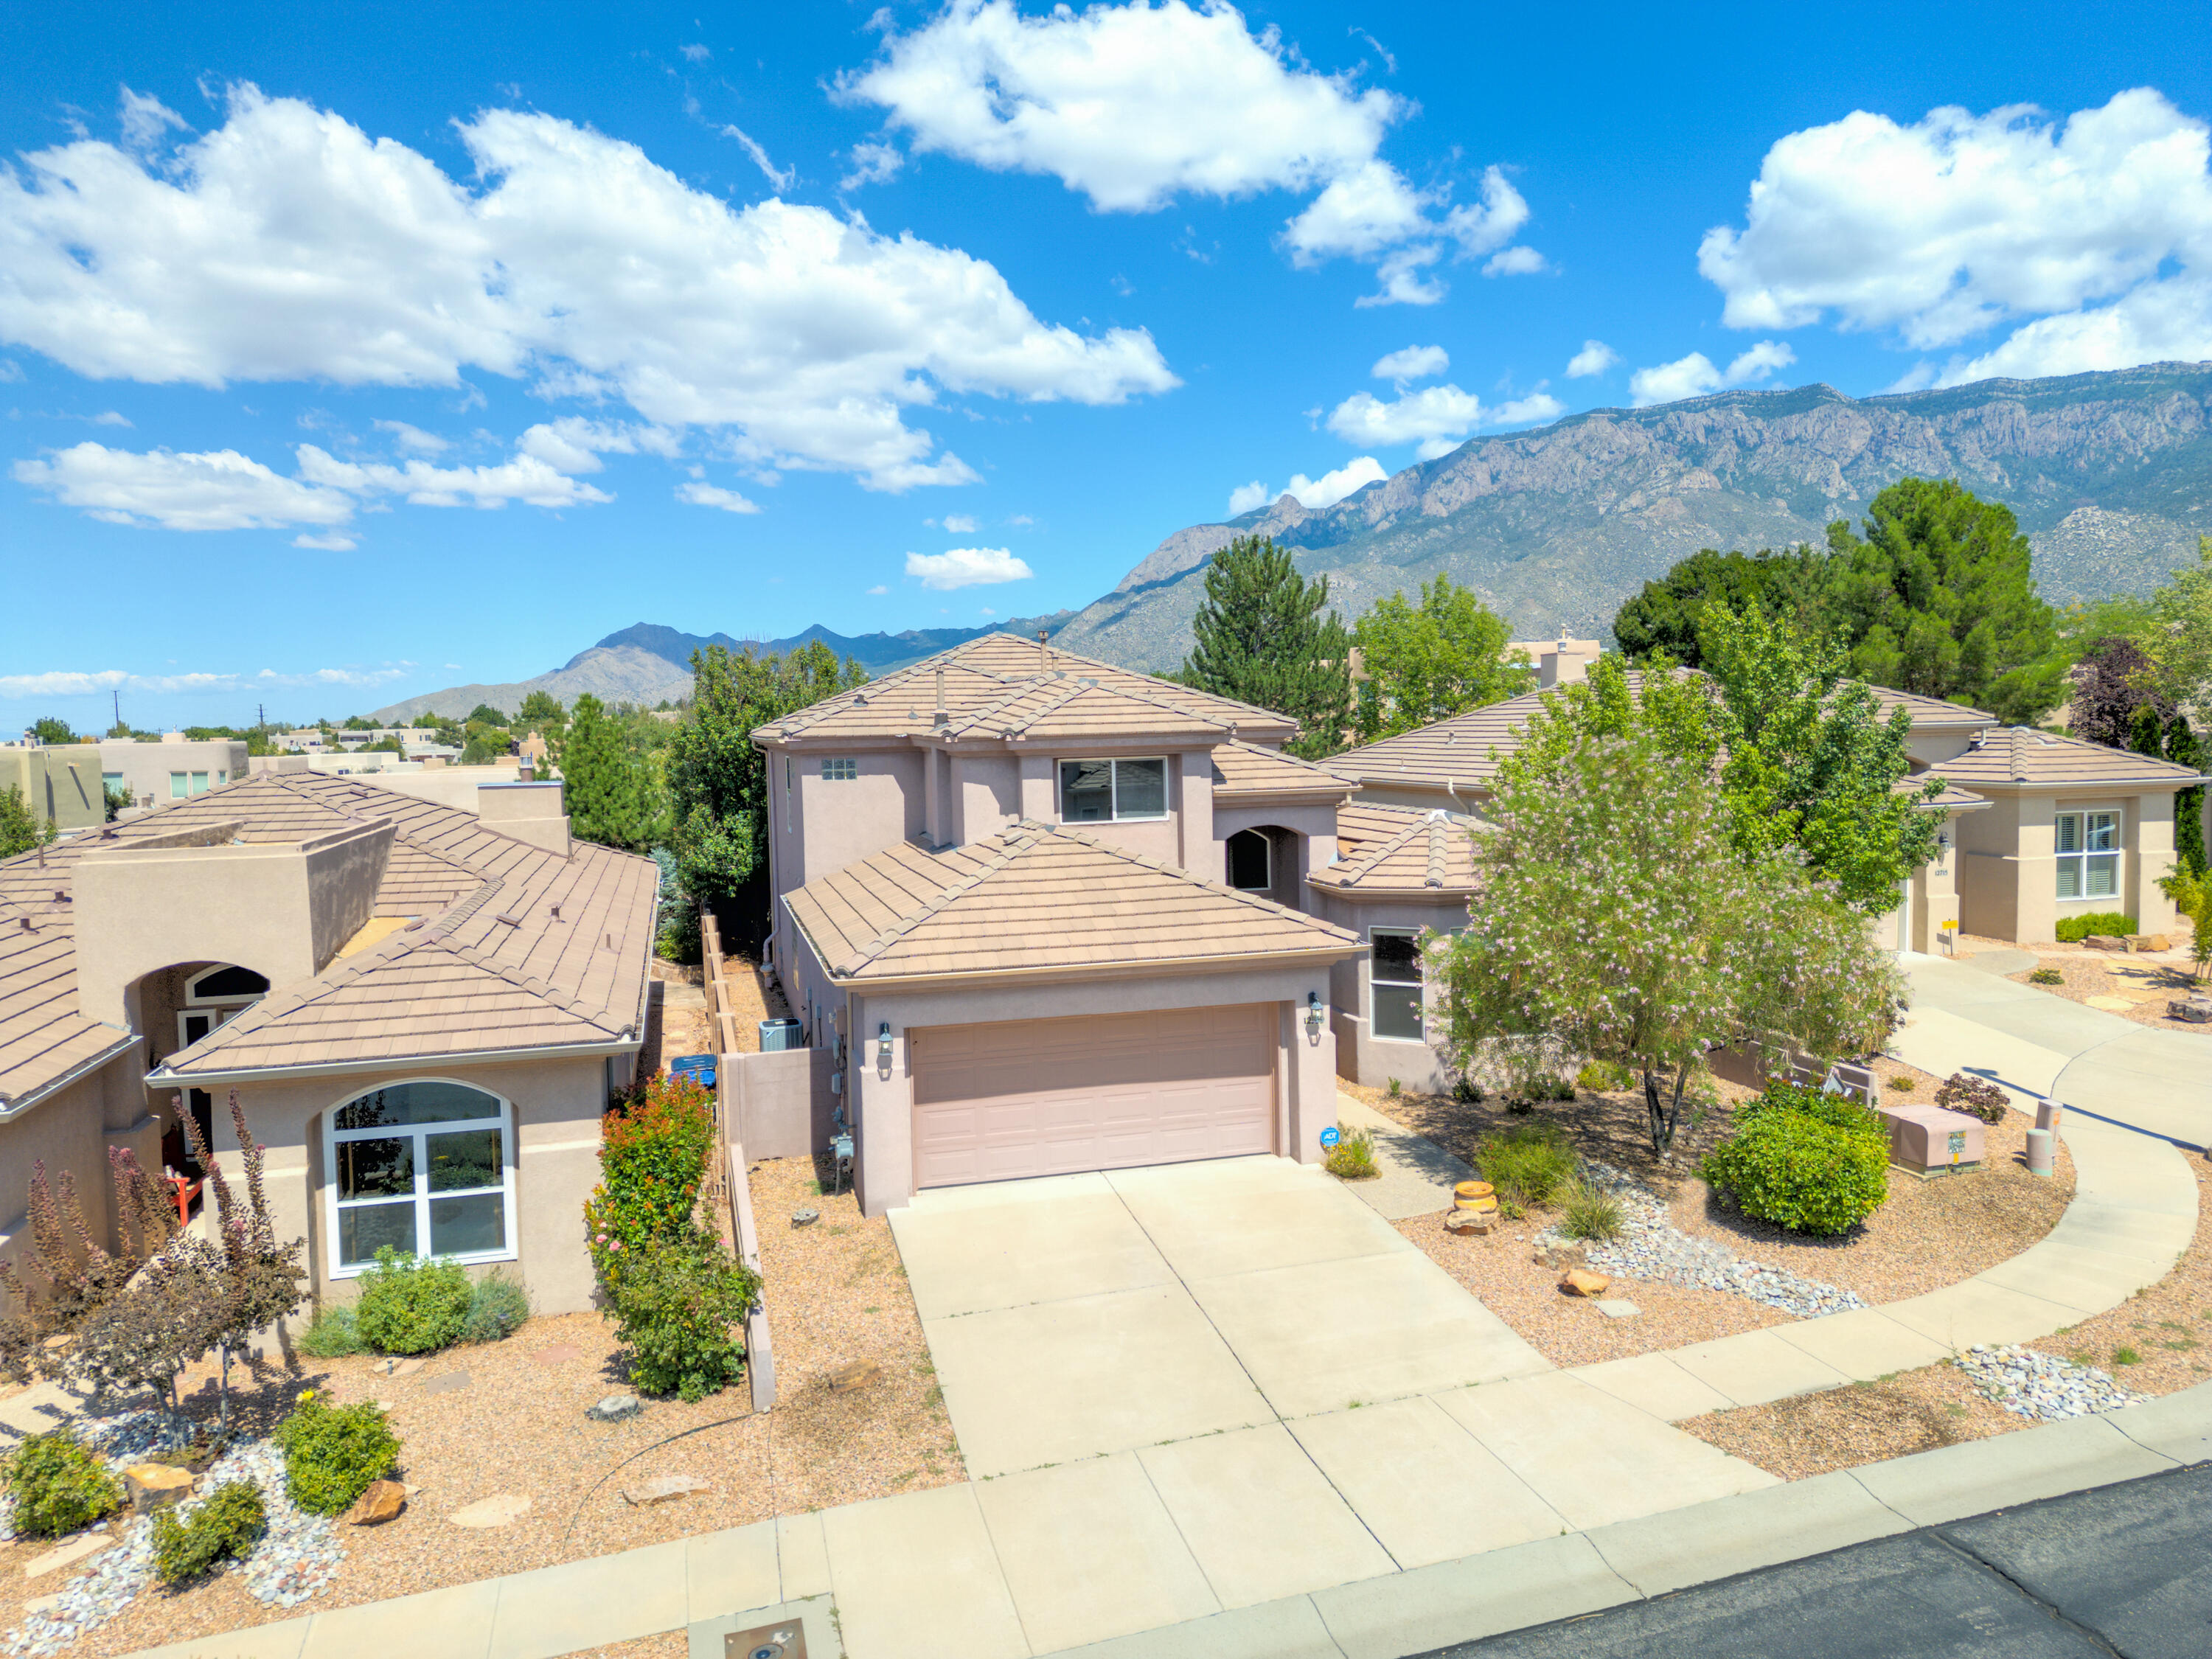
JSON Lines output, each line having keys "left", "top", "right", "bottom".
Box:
{"left": 585, "top": 1074, "right": 717, "bottom": 1291}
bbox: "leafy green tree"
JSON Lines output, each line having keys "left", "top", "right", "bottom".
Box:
{"left": 30, "top": 717, "right": 73, "bottom": 745}
{"left": 1825, "top": 479, "right": 2065, "bottom": 723}
{"left": 1350, "top": 574, "right": 1530, "bottom": 741}
{"left": 562, "top": 694, "right": 667, "bottom": 852}
{"left": 1699, "top": 603, "right": 1943, "bottom": 912}
{"left": 667, "top": 642, "right": 866, "bottom": 914}
{"left": 465, "top": 703, "right": 510, "bottom": 728}
{"left": 2140, "top": 535, "right": 2212, "bottom": 731}
{"left": 341, "top": 714, "right": 379, "bottom": 731}
{"left": 0, "top": 785, "right": 56, "bottom": 859}
{"left": 515, "top": 690, "right": 566, "bottom": 736}
{"left": 1613, "top": 545, "right": 1834, "bottom": 668}
{"left": 1495, "top": 652, "right": 1723, "bottom": 783}
{"left": 1182, "top": 535, "right": 1353, "bottom": 759}
{"left": 1433, "top": 706, "right": 1901, "bottom": 1159}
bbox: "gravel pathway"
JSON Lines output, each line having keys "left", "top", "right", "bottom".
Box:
{"left": 1954, "top": 1344, "right": 2150, "bottom": 1421}
{"left": 2, "top": 1412, "right": 343, "bottom": 1659}
{"left": 1534, "top": 1161, "right": 1867, "bottom": 1319}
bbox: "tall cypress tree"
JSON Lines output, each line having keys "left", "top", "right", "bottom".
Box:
{"left": 1182, "top": 535, "right": 1353, "bottom": 758}
{"left": 561, "top": 695, "right": 663, "bottom": 853}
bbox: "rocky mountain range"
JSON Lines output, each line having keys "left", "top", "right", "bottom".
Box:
{"left": 374, "top": 361, "right": 2212, "bottom": 717}
{"left": 1051, "top": 360, "right": 2212, "bottom": 670}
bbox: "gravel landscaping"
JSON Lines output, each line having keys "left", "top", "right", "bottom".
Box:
{"left": 1986, "top": 939, "right": 2211, "bottom": 1034}
{"left": 0, "top": 1152, "right": 957, "bottom": 1658}
{"left": 1360, "top": 1062, "right": 2075, "bottom": 1368}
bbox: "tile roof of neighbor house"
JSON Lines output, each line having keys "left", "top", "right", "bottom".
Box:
{"left": 754, "top": 633, "right": 1300, "bottom": 747}
{"left": 1869, "top": 687, "right": 1997, "bottom": 727}
{"left": 1208, "top": 741, "right": 1354, "bottom": 802}
{"left": 0, "top": 771, "right": 656, "bottom": 1100}
{"left": 1930, "top": 727, "right": 2210, "bottom": 788}
{"left": 1310, "top": 804, "right": 1484, "bottom": 898}
{"left": 783, "top": 820, "right": 1362, "bottom": 985}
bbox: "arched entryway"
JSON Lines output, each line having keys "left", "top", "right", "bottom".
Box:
{"left": 127, "top": 959, "right": 271, "bottom": 1186}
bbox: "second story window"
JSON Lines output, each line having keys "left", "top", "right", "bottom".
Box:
{"left": 1059, "top": 757, "right": 1168, "bottom": 822}
{"left": 821, "top": 757, "right": 858, "bottom": 781}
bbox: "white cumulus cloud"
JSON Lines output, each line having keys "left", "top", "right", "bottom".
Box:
{"left": 841, "top": 1, "right": 1539, "bottom": 308}
{"left": 1227, "top": 479, "right": 1273, "bottom": 515}
{"left": 905, "top": 546, "right": 1034, "bottom": 589}
{"left": 117, "top": 86, "right": 189, "bottom": 154}
{"left": 373, "top": 419, "right": 448, "bottom": 454}
{"left": 1326, "top": 382, "right": 1564, "bottom": 457}
{"left": 1698, "top": 88, "right": 2212, "bottom": 383}
{"left": 940, "top": 512, "right": 978, "bottom": 532}
{"left": 839, "top": 141, "right": 904, "bottom": 192}
{"left": 675, "top": 481, "right": 760, "bottom": 513}
{"left": 11, "top": 442, "right": 354, "bottom": 532}
{"left": 0, "top": 85, "right": 1175, "bottom": 493}
{"left": 1371, "top": 344, "right": 1447, "bottom": 385}
{"left": 296, "top": 445, "right": 611, "bottom": 509}
{"left": 1565, "top": 339, "right": 1618, "bottom": 378}
{"left": 1284, "top": 456, "right": 1386, "bottom": 509}
{"left": 1629, "top": 341, "right": 1795, "bottom": 407}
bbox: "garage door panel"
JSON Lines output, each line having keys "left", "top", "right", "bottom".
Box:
{"left": 912, "top": 1004, "right": 1276, "bottom": 1188}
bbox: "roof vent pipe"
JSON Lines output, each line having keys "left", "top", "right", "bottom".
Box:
{"left": 1037, "top": 629, "right": 1049, "bottom": 670}
{"left": 933, "top": 667, "right": 947, "bottom": 726}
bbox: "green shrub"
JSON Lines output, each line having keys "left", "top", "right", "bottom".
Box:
{"left": 274, "top": 1391, "right": 400, "bottom": 1516}
{"left": 0, "top": 1431, "right": 122, "bottom": 1538}
{"left": 1324, "top": 1127, "right": 1378, "bottom": 1180}
{"left": 1385, "top": 1077, "right": 1402, "bottom": 1098}
{"left": 151, "top": 1480, "right": 265, "bottom": 1584}
{"left": 1699, "top": 1112, "right": 1890, "bottom": 1236}
{"left": 585, "top": 1075, "right": 718, "bottom": 1291}
{"left": 1743, "top": 1079, "right": 1888, "bottom": 1143}
{"left": 1451, "top": 1076, "right": 1484, "bottom": 1103}
{"left": 2029, "top": 967, "right": 2065, "bottom": 986}
{"left": 1886, "top": 1074, "right": 1916, "bottom": 1092}
{"left": 353, "top": 1248, "right": 472, "bottom": 1354}
{"left": 2055, "top": 911, "right": 2134, "bottom": 943}
{"left": 295, "top": 1302, "right": 364, "bottom": 1358}
{"left": 462, "top": 1272, "right": 532, "bottom": 1344}
{"left": 1472, "top": 1120, "right": 1577, "bottom": 1215}
{"left": 1574, "top": 1060, "right": 1632, "bottom": 1093}
{"left": 1557, "top": 1178, "right": 1624, "bottom": 1241}
{"left": 611, "top": 1237, "right": 759, "bottom": 1404}
{"left": 1934, "top": 1071, "right": 2010, "bottom": 1124}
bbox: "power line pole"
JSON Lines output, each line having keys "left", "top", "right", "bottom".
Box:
{"left": 112, "top": 689, "right": 121, "bottom": 734}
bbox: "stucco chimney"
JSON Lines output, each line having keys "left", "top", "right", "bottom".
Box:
{"left": 933, "top": 667, "right": 947, "bottom": 726}
{"left": 477, "top": 780, "right": 570, "bottom": 858}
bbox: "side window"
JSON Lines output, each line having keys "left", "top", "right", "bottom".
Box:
{"left": 821, "top": 757, "right": 858, "bottom": 781}
{"left": 1370, "top": 929, "right": 1424, "bottom": 1040}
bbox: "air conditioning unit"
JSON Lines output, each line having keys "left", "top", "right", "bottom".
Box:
{"left": 758, "top": 1018, "right": 804, "bottom": 1053}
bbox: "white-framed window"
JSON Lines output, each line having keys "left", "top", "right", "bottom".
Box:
{"left": 1371, "top": 928, "right": 1425, "bottom": 1041}
{"left": 2056, "top": 810, "right": 2120, "bottom": 900}
{"left": 1226, "top": 828, "right": 1272, "bottom": 891}
{"left": 821, "top": 757, "right": 858, "bottom": 781}
{"left": 324, "top": 1079, "right": 516, "bottom": 1274}
{"left": 1059, "top": 757, "right": 1168, "bottom": 822}
{"left": 187, "top": 964, "right": 271, "bottom": 1006}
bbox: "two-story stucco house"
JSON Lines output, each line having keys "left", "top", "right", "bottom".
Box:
{"left": 753, "top": 633, "right": 1368, "bottom": 1217}
{"left": 0, "top": 770, "right": 657, "bottom": 1316}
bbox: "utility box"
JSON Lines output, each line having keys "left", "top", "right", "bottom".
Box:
{"left": 1879, "top": 1102, "right": 1984, "bottom": 1177}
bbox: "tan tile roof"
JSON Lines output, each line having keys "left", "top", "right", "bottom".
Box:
{"left": 0, "top": 769, "right": 657, "bottom": 1096}
{"left": 1899, "top": 777, "right": 1992, "bottom": 811}
{"left": 784, "top": 821, "right": 1361, "bottom": 985}
{"left": 1930, "top": 728, "right": 2208, "bottom": 788}
{"left": 754, "top": 633, "right": 1299, "bottom": 748}
{"left": 1209, "top": 742, "right": 1352, "bottom": 803}
{"left": 1310, "top": 805, "right": 1484, "bottom": 898}
{"left": 1870, "top": 686, "right": 1996, "bottom": 727}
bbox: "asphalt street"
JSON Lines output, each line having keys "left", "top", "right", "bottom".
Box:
{"left": 1424, "top": 1464, "right": 2212, "bottom": 1658}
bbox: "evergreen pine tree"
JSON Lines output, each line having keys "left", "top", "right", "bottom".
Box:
{"left": 562, "top": 695, "right": 662, "bottom": 852}
{"left": 2166, "top": 717, "right": 2207, "bottom": 880}
{"left": 1182, "top": 536, "right": 1353, "bottom": 759}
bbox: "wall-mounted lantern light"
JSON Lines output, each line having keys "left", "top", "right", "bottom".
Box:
{"left": 877, "top": 1021, "right": 894, "bottom": 1080}
{"left": 1304, "top": 992, "right": 1325, "bottom": 1045}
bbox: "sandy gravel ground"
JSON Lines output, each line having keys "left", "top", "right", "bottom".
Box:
{"left": 1360, "top": 1063, "right": 2073, "bottom": 1369}
{"left": 1682, "top": 1157, "right": 2212, "bottom": 1478}
{"left": 0, "top": 1158, "right": 957, "bottom": 1656}
{"left": 1979, "top": 940, "right": 2211, "bottom": 1034}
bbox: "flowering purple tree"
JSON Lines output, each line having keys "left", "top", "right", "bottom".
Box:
{"left": 1432, "top": 722, "right": 1901, "bottom": 1158}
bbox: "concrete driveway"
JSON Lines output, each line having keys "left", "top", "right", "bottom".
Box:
{"left": 889, "top": 1154, "right": 1553, "bottom": 1480}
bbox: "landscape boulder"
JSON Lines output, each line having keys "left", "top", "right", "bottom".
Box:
{"left": 588, "top": 1393, "right": 643, "bottom": 1422}
{"left": 2170, "top": 995, "right": 2212, "bottom": 1024}
{"left": 826, "top": 1360, "right": 880, "bottom": 1394}
{"left": 622, "top": 1474, "right": 711, "bottom": 1506}
{"left": 1559, "top": 1269, "right": 1612, "bottom": 1298}
{"left": 344, "top": 1480, "right": 408, "bottom": 1526}
{"left": 2129, "top": 934, "right": 2172, "bottom": 953}
{"left": 2083, "top": 935, "right": 2126, "bottom": 952}
{"left": 122, "top": 1463, "right": 195, "bottom": 1514}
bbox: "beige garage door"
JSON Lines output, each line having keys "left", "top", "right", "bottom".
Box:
{"left": 911, "top": 1004, "right": 1277, "bottom": 1189}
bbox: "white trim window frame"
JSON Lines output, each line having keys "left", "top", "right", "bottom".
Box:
{"left": 2054, "top": 809, "right": 2120, "bottom": 901}
{"left": 1369, "top": 926, "right": 1425, "bottom": 1042}
{"left": 1057, "top": 756, "right": 1169, "bottom": 823}
{"left": 324, "top": 1078, "right": 518, "bottom": 1276}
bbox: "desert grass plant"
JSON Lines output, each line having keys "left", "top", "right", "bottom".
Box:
{"left": 293, "top": 1303, "right": 364, "bottom": 1359}
{"left": 1323, "top": 1127, "right": 1379, "bottom": 1180}
{"left": 1556, "top": 1176, "right": 1625, "bottom": 1242}
{"left": 1886, "top": 1074, "right": 1917, "bottom": 1091}
{"left": 461, "top": 1271, "right": 532, "bottom": 1344}
{"left": 275, "top": 1390, "right": 400, "bottom": 1516}
{"left": 150, "top": 1481, "right": 266, "bottom": 1585}
{"left": 1472, "top": 1120, "right": 1578, "bottom": 1217}
{"left": 354, "top": 1249, "right": 472, "bottom": 1355}
{"left": 0, "top": 1430, "right": 122, "bottom": 1538}
{"left": 2028, "top": 966, "right": 2065, "bottom": 986}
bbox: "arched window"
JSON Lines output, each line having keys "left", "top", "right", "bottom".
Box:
{"left": 325, "top": 1079, "right": 515, "bottom": 1273}
{"left": 1226, "top": 829, "right": 1273, "bottom": 892}
{"left": 185, "top": 964, "right": 271, "bottom": 1004}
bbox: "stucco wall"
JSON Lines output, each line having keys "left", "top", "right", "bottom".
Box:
{"left": 1311, "top": 891, "right": 1467, "bottom": 1090}
{"left": 1955, "top": 787, "right": 2183, "bottom": 942}
{"left": 725, "top": 1046, "right": 837, "bottom": 1161}
{"left": 98, "top": 740, "right": 248, "bottom": 813}
{"left": 795, "top": 748, "right": 926, "bottom": 881}
{"left": 209, "top": 1054, "right": 612, "bottom": 1316}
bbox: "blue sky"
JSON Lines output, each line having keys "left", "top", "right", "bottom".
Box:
{"left": 5, "top": 0, "right": 2211, "bottom": 732}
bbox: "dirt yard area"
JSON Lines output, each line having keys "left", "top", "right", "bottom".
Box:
{"left": 1680, "top": 1156, "right": 2212, "bottom": 1478}
{"left": 1993, "top": 945, "right": 2210, "bottom": 1034}
{"left": 1356, "top": 1062, "right": 2075, "bottom": 1369}
{"left": 0, "top": 1154, "right": 958, "bottom": 1657}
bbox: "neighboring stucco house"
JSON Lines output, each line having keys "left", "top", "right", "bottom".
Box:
{"left": 0, "top": 770, "right": 655, "bottom": 1316}
{"left": 754, "top": 633, "right": 1364, "bottom": 1216}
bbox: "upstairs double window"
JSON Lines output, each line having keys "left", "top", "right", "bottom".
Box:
{"left": 2056, "top": 810, "right": 2119, "bottom": 900}
{"left": 1059, "top": 757, "right": 1167, "bottom": 822}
